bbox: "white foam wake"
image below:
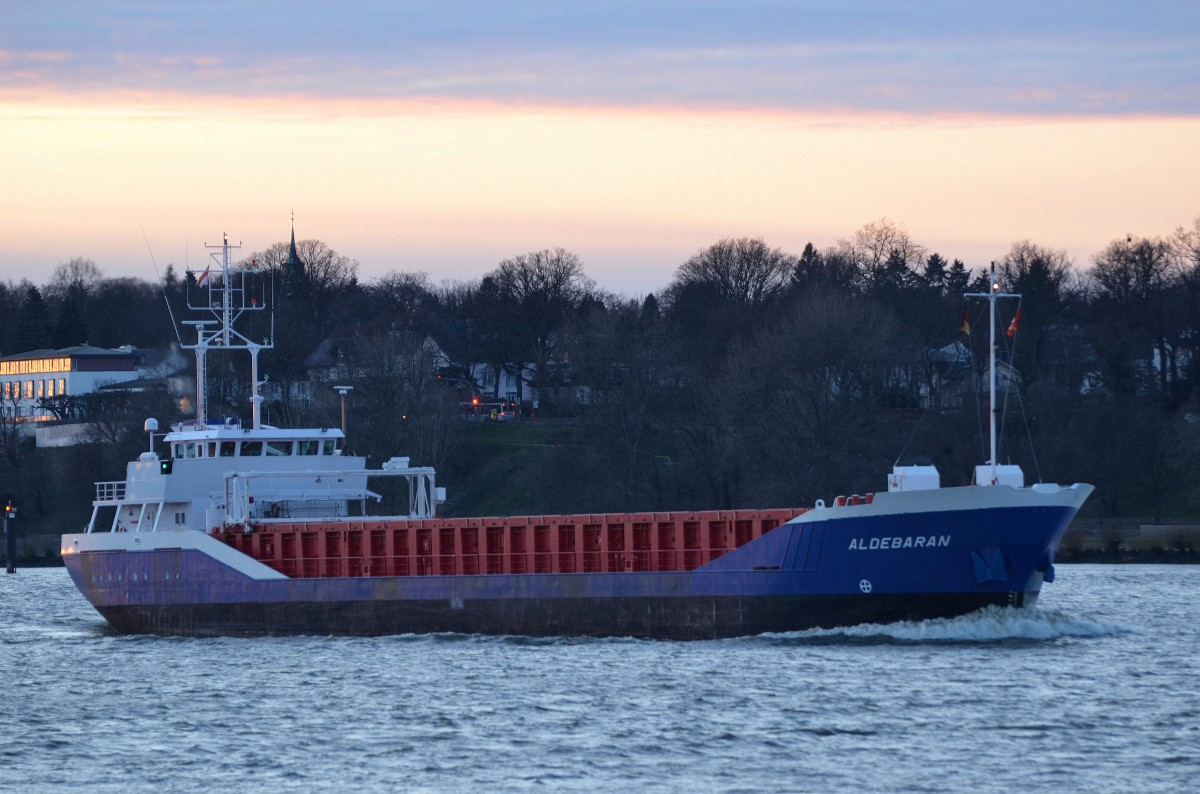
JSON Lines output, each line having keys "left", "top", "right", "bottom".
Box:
{"left": 770, "top": 605, "right": 1136, "bottom": 644}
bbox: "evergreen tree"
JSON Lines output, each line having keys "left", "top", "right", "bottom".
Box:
{"left": 16, "top": 285, "right": 52, "bottom": 352}
{"left": 52, "top": 288, "right": 89, "bottom": 348}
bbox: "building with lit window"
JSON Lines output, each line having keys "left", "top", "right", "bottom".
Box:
{"left": 0, "top": 345, "right": 141, "bottom": 422}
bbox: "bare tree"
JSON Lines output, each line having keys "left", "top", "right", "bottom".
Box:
{"left": 433, "top": 279, "right": 485, "bottom": 390}
{"left": 348, "top": 329, "right": 461, "bottom": 470}
{"left": 718, "top": 289, "right": 907, "bottom": 505}
{"left": 674, "top": 237, "right": 796, "bottom": 309}
{"left": 666, "top": 238, "right": 798, "bottom": 379}
{"left": 1171, "top": 215, "right": 1200, "bottom": 271}
{"left": 839, "top": 218, "right": 927, "bottom": 289}
{"left": 490, "top": 248, "right": 595, "bottom": 410}
{"left": 1170, "top": 216, "right": 1200, "bottom": 397}
{"left": 368, "top": 271, "right": 433, "bottom": 327}
{"left": 1090, "top": 235, "right": 1177, "bottom": 395}
{"left": 242, "top": 237, "right": 360, "bottom": 338}
{"left": 997, "top": 240, "right": 1082, "bottom": 392}
{"left": 46, "top": 257, "right": 104, "bottom": 302}
{"left": 567, "top": 296, "right": 682, "bottom": 509}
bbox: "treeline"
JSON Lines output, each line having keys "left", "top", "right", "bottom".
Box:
{"left": 3, "top": 217, "right": 1200, "bottom": 531}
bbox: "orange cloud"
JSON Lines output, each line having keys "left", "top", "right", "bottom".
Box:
{"left": 1, "top": 90, "right": 1197, "bottom": 295}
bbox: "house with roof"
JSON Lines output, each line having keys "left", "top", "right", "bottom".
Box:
{"left": 289, "top": 332, "right": 455, "bottom": 408}
{"left": 920, "top": 339, "right": 1021, "bottom": 409}
{"left": 0, "top": 343, "right": 195, "bottom": 446}
{"left": 0, "top": 344, "right": 144, "bottom": 422}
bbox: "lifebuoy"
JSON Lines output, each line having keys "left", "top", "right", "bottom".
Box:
{"left": 270, "top": 503, "right": 281, "bottom": 518}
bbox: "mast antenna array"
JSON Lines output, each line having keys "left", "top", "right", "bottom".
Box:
{"left": 183, "top": 233, "right": 273, "bottom": 430}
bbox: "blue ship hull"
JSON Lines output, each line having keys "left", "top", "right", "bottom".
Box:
{"left": 62, "top": 492, "right": 1086, "bottom": 639}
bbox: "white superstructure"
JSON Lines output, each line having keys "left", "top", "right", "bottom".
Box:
{"left": 81, "top": 233, "right": 444, "bottom": 537}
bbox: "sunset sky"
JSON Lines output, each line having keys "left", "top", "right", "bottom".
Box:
{"left": 3, "top": 1, "right": 1198, "bottom": 295}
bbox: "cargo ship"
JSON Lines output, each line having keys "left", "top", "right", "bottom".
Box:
{"left": 60, "top": 234, "right": 1093, "bottom": 638}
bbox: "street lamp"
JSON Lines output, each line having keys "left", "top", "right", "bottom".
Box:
{"left": 437, "top": 373, "right": 477, "bottom": 397}
{"left": 4, "top": 499, "right": 16, "bottom": 574}
{"left": 333, "top": 385, "right": 353, "bottom": 436}
{"left": 436, "top": 374, "right": 478, "bottom": 414}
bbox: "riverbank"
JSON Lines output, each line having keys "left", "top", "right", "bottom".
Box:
{"left": 1056, "top": 547, "right": 1200, "bottom": 563}
{"left": 1058, "top": 519, "right": 1200, "bottom": 563}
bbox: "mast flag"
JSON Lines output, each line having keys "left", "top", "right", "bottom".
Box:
{"left": 1007, "top": 307, "right": 1021, "bottom": 337}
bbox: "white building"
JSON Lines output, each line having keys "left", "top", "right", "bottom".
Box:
{"left": 0, "top": 345, "right": 143, "bottom": 421}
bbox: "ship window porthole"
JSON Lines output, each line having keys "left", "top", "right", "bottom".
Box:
{"left": 117, "top": 573, "right": 123, "bottom": 582}
{"left": 165, "top": 572, "right": 170, "bottom": 581}
{"left": 175, "top": 572, "right": 181, "bottom": 580}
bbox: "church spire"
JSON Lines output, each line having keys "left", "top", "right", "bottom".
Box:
{"left": 282, "top": 213, "right": 304, "bottom": 295}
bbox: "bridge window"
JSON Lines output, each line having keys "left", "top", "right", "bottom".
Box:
{"left": 297, "top": 440, "right": 319, "bottom": 455}
{"left": 171, "top": 443, "right": 195, "bottom": 459}
{"left": 266, "top": 440, "right": 292, "bottom": 456}
{"left": 321, "top": 440, "right": 336, "bottom": 455}
{"left": 240, "top": 441, "right": 263, "bottom": 456}
{"left": 219, "top": 441, "right": 236, "bottom": 457}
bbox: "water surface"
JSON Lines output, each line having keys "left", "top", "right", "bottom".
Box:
{"left": 2, "top": 565, "right": 1196, "bottom": 792}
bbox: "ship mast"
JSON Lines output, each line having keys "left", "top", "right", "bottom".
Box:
{"left": 965, "top": 262, "right": 1019, "bottom": 485}
{"left": 183, "top": 233, "right": 273, "bottom": 429}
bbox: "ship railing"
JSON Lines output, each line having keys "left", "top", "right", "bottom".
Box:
{"left": 94, "top": 481, "right": 127, "bottom": 503}
{"left": 243, "top": 491, "right": 374, "bottom": 521}
{"left": 248, "top": 498, "right": 346, "bottom": 521}
{"left": 221, "top": 464, "right": 444, "bottom": 526}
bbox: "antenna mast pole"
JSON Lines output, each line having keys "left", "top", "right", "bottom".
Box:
{"left": 965, "top": 262, "right": 1019, "bottom": 484}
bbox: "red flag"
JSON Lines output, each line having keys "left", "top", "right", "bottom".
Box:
{"left": 960, "top": 310, "right": 970, "bottom": 335}
{"left": 1007, "top": 307, "right": 1021, "bottom": 337}
{"left": 197, "top": 266, "right": 211, "bottom": 288}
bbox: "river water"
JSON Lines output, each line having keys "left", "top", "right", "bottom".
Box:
{"left": 2, "top": 565, "right": 1197, "bottom": 793}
